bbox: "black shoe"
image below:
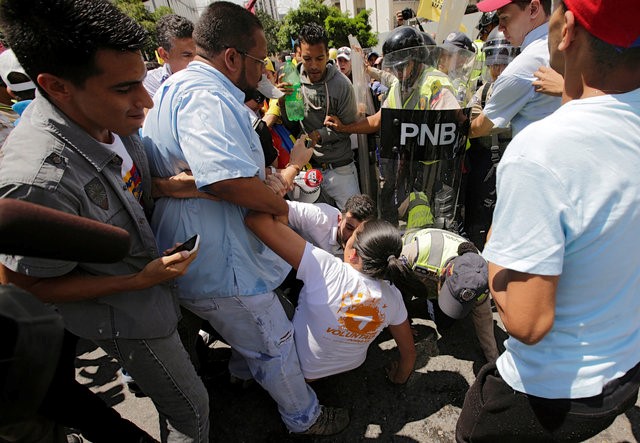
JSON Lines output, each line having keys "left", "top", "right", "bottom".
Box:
{"left": 229, "top": 374, "right": 256, "bottom": 390}
{"left": 293, "top": 406, "right": 350, "bottom": 436}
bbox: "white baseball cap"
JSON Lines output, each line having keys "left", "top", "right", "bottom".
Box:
{"left": 336, "top": 47, "right": 351, "bottom": 61}
{"left": 0, "top": 49, "right": 36, "bottom": 92}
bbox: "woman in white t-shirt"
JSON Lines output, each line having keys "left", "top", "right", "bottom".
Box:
{"left": 246, "top": 213, "right": 417, "bottom": 384}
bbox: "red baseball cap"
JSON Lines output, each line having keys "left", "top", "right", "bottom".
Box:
{"left": 476, "top": 0, "right": 513, "bottom": 13}
{"left": 564, "top": 0, "right": 640, "bottom": 48}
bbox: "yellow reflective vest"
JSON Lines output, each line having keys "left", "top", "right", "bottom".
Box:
{"left": 406, "top": 191, "right": 434, "bottom": 230}
{"left": 386, "top": 67, "right": 454, "bottom": 111}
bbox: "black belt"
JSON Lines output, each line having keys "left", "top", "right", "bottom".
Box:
{"left": 311, "top": 158, "right": 353, "bottom": 170}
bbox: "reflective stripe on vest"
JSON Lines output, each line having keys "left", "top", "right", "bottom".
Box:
{"left": 412, "top": 229, "right": 466, "bottom": 275}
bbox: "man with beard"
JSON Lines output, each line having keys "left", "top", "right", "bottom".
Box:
{"left": 142, "top": 1, "right": 349, "bottom": 436}
{"left": 281, "top": 23, "right": 359, "bottom": 211}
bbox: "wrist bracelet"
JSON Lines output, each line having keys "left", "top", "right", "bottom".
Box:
{"left": 286, "top": 163, "right": 301, "bottom": 174}
{"left": 267, "top": 166, "right": 276, "bottom": 175}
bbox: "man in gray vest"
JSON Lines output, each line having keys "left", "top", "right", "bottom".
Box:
{"left": 0, "top": 0, "right": 208, "bottom": 441}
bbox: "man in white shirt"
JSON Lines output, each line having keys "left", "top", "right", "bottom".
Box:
{"left": 286, "top": 194, "right": 375, "bottom": 257}
{"left": 143, "top": 14, "right": 195, "bottom": 97}
{"left": 456, "top": 0, "right": 640, "bottom": 440}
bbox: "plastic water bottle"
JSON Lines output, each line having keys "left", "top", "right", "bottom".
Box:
{"left": 283, "top": 56, "right": 305, "bottom": 121}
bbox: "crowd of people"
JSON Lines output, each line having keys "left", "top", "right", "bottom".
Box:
{"left": 0, "top": 0, "right": 637, "bottom": 442}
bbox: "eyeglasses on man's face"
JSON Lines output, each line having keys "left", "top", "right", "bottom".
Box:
{"left": 237, "top": 49, "right": 268, "bottom": 67}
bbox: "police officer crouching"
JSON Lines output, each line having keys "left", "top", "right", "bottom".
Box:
{"left": 400, "top": 228, "right": 499, "bottom": 362}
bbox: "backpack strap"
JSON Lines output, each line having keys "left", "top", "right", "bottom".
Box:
{"left": 480, "top": 81, "right": 493, "bottom": 108}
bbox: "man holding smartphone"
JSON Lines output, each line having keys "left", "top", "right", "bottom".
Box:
{"left": 0, "top": 1, "right": 209, "bottom": 441}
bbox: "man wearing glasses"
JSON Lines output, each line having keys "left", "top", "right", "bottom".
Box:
{"left": 469, "top": 0, "right": 560, "bottom": 138}
{"left": 142, "top": 1, "right": 349, "bottom": 437}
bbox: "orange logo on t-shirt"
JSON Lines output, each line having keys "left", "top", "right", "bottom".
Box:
{"left": 333, "top": 291, "right": 385, "bottom": 343}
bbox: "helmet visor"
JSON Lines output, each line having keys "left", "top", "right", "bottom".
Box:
{"left": 435, "top": 46, "right": 476, "bottom": 79}
{"left": 484, "top": 46, "right": 518, "bottom": 66}
{"left": 382, "top": 46, "right": 432, "bottom": 69}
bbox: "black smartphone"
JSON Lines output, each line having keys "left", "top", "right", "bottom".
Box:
{"left": 167, "top": 234, "right": 200, "bottom": 255}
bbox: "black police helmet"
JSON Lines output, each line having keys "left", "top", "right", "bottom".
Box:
{"left": 382, "top": 26, "right": 428, "bottom": 64}
{"left": 479, "top": 11, "right": 498, "bottom": 30}
{"left": 421, "top": 32, "right": 436, "bottom": 46}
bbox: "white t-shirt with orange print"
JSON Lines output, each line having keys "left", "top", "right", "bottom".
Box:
{"left": 294, "top": 242, "right": 407, "bottom": 380}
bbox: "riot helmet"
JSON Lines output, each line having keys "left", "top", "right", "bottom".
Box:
{"left": 437, "top": 32, "right": 476, "bottom": 105}
{"left": 382, "top": 26, "right": 428, "bottom": 63}
{"left": 483, "top": 28, "right": 518, "bottom": 66}
{"left": 438, "top": 32, "right": 476, "bottom": 75}
{"left": 442, "top": 31, "right": 474, "bottom": 53}
{"left": 382, "top": 26, "right": 430, "bottom": 92}
{"left": 477, "top": 11, "right": 498, "bottom": 40}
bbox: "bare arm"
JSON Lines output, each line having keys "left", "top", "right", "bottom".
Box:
{"left": 204, "top": 176, "right": 288, "bottom": 216}
{"left": 204, "top": 134, "right": 312, "bottom": 213}
{"left": 324, "top": 109, "right": 381, "bottom": 135}
{"left": 488, "top": 262, "right": 559, "bottom": 345}
{"left": 152, "top": 135, "right": 311, "bottom": 202}
{"left": 386, "top": 319, "right": 416, "bottom": 384}
{"left": 469, "top": 111, "right": 495, "bottom": 138}
{"left": 532, "top": 66, "right": 564, "bottom": 97}
{"left": 151, "top": 171, "right": 219, "bottom": 200}
{"left": 0, "top": 250, "right": 196, "bottom": 303}
{"left": 245, "top": 210, "right": 307, "bottom": 269}
{"left": 262, "top": 113, "right": 279, "bottom": 128}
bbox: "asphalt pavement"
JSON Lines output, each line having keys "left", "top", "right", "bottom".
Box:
{"left": 75, "top": 308, "right": 640, "bottom": 442}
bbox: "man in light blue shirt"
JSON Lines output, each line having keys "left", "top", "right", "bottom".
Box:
{"left": 470, "top": 0, "right": 560, "bottom": 138}
{"left": 142, "top": 1, "right": 349, "bottom": 437}
{"left": 457, "top": 0, "right": 640, "bottom": 441}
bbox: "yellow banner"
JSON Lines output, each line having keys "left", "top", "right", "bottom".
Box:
{"left": 417, "top": 0, "right": 443, "bottom": 22}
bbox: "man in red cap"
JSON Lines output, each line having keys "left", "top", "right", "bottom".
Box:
{"left": 456, "top": 0, "right": 640, "bottom": 441}
{"left": 469, "top": 0, "right": 560, "bottom": 138}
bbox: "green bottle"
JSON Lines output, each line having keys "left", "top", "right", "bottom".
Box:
{"left": 283, "top": 56, "right": 305, "bottom": 121}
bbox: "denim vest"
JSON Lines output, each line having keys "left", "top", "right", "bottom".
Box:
{"left": 0, "top": 97, "right": 180, "bottom": 339}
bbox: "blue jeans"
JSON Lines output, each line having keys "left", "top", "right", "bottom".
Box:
{"left": 182, "top": 292, "right": 320, "bottom": 432}
{"left": 95, "top": 330, "right": 209, "bottom": 443}
{"left": 320, "top": 162, "right": 361, "bottom": 211}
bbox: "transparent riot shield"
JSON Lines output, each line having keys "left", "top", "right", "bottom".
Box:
{"left": 378, "top": 107, "right": 471, "bottom": 235}
{"left": 434, "top": 46, "right": 477, "bottom": 106}
{"left": 374, "top": 44, "right": 471, "bottom": 234}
